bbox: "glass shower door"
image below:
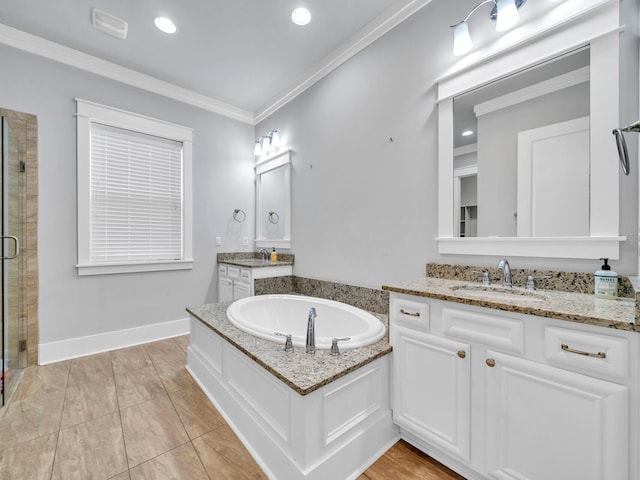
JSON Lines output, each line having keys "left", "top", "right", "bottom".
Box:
{"left": 1, "top": 117, "right": 25, "bottom": 406}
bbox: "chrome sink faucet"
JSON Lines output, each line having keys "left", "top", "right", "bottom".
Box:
{"left": 258, "top": 248, "right": 269, "bottom": 262}
{"left": 497, "top": 258, "right": 512, "bottom": 288}
{"left": 306, "top": 308, "right": 317, "bottom": 354}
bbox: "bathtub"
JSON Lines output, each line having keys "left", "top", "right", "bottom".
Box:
{"left": 226, "top": 294, "right": 386, "bottom": 349}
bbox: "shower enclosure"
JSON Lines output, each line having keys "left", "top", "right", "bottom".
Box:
{"left": 1, "top": 116, "right": 26, "bottom": 406}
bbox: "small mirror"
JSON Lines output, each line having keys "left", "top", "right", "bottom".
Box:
{"left": 256, "top": 149, "right": 291, "bottom": 249}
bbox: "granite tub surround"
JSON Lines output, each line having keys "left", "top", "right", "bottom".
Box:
{"left": 217, "top": 251, "right": 294, "bottom": 268}
{"left": 254, "top": 275, "right": 390, "bottom": 315}
{"left": 383, "top": 269, "right": 638, "bottom": 332}
{"left": 186, "top": 302, "right": 391, "bottom": 396}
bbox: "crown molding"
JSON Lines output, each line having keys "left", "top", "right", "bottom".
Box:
{"left": 254, "top": 0, "right": 435, "bottom": 123}
{"left": 0, "top": 23, "right": 255, "bottom": 124}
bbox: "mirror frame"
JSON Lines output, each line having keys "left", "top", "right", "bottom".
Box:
{"left": 255, "top": 148, "right": 292, "bottom": 249}
{"left": 436, "top": 1, "right": 625, "bottom": 259}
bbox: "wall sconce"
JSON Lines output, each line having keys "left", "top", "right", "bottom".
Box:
{"left": 254, "top": 129, "right": 281, "bottom": 156}
{"left": 451, "top": 0, "right": 526, "bottom": 56}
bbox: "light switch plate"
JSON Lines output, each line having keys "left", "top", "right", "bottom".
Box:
{"left": 242, "top": 236, "right": 249, "bottom": 246}
{"left": 215, "top": 236, "right": 222, "bottom": 246}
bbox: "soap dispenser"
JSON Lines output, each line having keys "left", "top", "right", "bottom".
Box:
{"left": 271, "top": 247, "right": 278, "bottom": 263}
{"left": 594, "top": 258, "right": 618, "bottom": 299}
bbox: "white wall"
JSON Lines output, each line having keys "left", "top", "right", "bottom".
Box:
{"left": 258, "top": 0, "right": 639, "bottom": 286}
{"left": 0, "top": 44, "right": 255, "bottom": 352}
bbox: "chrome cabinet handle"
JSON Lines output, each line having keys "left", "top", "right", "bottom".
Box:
{"left": 400, "top": 309, "right": 420, "bottom": 317}
{"left": 561, "top": 344, "right": 606, "bottom": 359}
{"left": 2, "top": 235, "right": 19, "bottom": 260}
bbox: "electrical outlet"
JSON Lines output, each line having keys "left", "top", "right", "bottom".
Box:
{"left": 215, "top": 236, "right": 222, "bottom": 246}
{"left": 242, "top": 236, "right": 249, "bottom": 246}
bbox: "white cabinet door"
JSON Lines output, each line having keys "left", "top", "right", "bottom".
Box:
{"left": 484, "top": 350, "right": 628, "bottom": 480}
{"left": 391, "top": 325, "right": 471, "bottom": 461}
{"left": 219, "top": 276, "right": 233, "bottom": 302}
{"left": 233, "top": 282, "right": 251, "bottom": 300}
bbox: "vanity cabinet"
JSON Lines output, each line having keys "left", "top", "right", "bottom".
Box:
{"left": 389, "top": 293, "right": 635, "bottom": 480}
{"left": 218, "top": 262, "right": 292, "bottom": 302}
{"left": 391, "top": 325, "right": 471, "bottom": 461}
{"left": 218, "top": 264, "right": 251, "bottom": 302}
{"left": 484, "top": 350, "right": 628, "bottom": 480}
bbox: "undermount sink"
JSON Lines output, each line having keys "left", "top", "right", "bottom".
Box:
{"left": 450, "top": 285, "right": 546, "bottom": 303}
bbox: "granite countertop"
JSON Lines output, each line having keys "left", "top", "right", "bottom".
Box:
{"left": 187, "top": 302, "right": 392, "bottom": 396}
{"left": 382, "top": 277, "right": 639, "bottom": 332}
{"left": 217, "top": 252, "right": 294, "bottom": 268}
{"left": 219, "top": 258, "right": 294, "bottom": 268}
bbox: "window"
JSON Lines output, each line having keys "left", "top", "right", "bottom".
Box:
{"left": 76, "top": 99, "right": 193, "bottom": 275}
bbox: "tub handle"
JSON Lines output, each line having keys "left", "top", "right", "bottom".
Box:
{"left": 330, "top": 337, "right": 351, "bottom": 356}
{"left": 275, "top": 332, "right": 294, "bottom": 352}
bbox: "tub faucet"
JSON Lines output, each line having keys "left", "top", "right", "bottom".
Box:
{"left": 497, "top": 258, "right": 512, "bottom": 288}
{"left": 306, "top": 308, "right": 317, "bottom": 354}
{"left": 258, "top": 248, "right": 269, "bottom": 262}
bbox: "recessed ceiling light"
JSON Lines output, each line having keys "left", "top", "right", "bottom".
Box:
{"left": 461, "top": 130, "right": 474, "bottom": 137}
{"left": 154, "top": 16, "right": 176, "bottom": 34}
{"left": 291, "top": 7, "right": 311, "bottom": 26}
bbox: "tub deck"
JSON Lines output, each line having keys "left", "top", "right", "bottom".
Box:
{"left": 186, "top": 301, "right": 391, "bottom": 395}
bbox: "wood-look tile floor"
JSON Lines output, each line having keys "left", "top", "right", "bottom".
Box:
{"left": 0, "top": 335, "right": 466, "bottom": 479}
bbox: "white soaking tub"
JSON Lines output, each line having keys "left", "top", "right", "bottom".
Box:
{"left": 226, "top": 294, "right": 386, "bottom": 349}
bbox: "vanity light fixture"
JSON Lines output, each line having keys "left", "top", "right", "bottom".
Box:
{"left": 154, "top": 16, "right": 177, "bottom": 34}
{"left": 254, "top": 130, "right": 281, "bottom": 157}
{"left": 291, "top": 7, "right": 311, "bottom": 26}
{"left": 451, "top": 0, "right": 526, "bottom": 56}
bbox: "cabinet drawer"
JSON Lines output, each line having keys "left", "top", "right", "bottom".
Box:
{"left": 442, "top": 308, "right": 524, "bottom": 353}
{"left": 392, "top": 297, "right": 429, "bottom": 330}
{"left": 227, "top": 266, "right": 240, "bottom": 280}
{"left": 240, "top": 269, "right": 251, "bottom": 283}
{"left": 544, "top": 327, "right": 629, "bottom": 380}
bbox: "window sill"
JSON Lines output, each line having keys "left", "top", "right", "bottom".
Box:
{"left": 76, "top": 259, "right": 194, "bottom": 276}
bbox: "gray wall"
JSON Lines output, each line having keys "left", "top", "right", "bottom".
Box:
{"left": 0, "top": 44, "right": 255, "bottom": 345}
{"left": 258, "top": 0, "right": 639, "bottom": 285}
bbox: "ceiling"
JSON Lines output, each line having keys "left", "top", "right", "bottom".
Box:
{"left": 0, "top": 0, "right": 430, "bottom": 121}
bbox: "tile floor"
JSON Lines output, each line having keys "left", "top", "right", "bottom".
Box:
{"left": 0, "top": 335, "right": 464, "bottom": 479}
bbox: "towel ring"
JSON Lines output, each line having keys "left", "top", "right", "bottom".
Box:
{"left": 233, "top": 209, "right": 246, "bottom": 222}
{"left": 268, "top": 211, "right": 280, "bottom": 224}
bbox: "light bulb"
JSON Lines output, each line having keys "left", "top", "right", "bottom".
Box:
{"left": 154, "top": 16, "right": 176, "bottom": 34}
{"left": 495, "top": 0, "right": 520, "bottom": 32}
{"left": 254, "top": 140, "right": 262, "bottom": 156}
{"left": 270, "top": 130, "right": 280, "bottom": 147}
{"left": 291, "top": 7, "right": 311, "bottom": 26}
{"left": 452, "top": 21, "right": 473, "bottom": 56}
{"left": 261, "top": 135, "right": 272, "bottom": 152}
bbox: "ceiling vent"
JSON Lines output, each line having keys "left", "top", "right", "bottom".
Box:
{"left": 91, "top": 8, "right": 128, "bottom": 40}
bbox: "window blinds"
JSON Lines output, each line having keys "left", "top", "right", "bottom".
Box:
{"left": 90, "top": 123, "right": 183, "bottom": 264}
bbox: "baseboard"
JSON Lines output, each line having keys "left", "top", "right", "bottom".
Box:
{"left": 38, "top": 317, "right": 190, "bottom": 364}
